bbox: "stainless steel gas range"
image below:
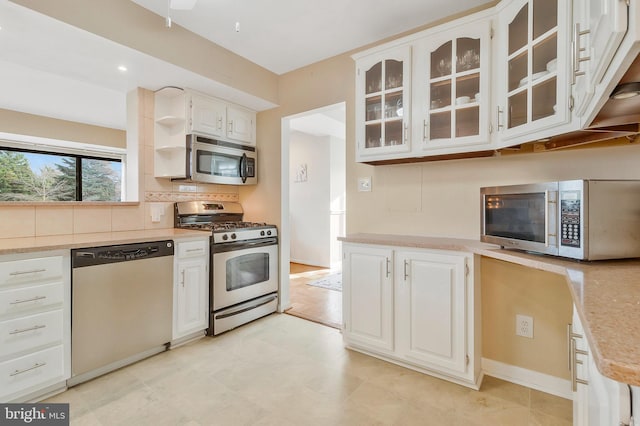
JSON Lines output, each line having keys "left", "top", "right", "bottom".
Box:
{"left": 175, "top": 201, "right": 278, "bottom": 335}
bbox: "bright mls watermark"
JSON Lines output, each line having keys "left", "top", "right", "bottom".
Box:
{"left": 1, "top": 404, "right": 69, "bottom": 425}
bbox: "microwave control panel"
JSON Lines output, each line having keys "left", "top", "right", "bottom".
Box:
{"left": 560, "top": 191, "right": 581, "bottom": 248}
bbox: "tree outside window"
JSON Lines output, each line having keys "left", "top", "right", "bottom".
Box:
{"left": 0, "top": 148, "right": 122, "bottom": 202}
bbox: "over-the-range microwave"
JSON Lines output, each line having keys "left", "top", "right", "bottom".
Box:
{"left": 181, "top": 134, "right": 257, "bottom": 185}
{"left": 480, "top": 180, "right": 640, "bottom": 260}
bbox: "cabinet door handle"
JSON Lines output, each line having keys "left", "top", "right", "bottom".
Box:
{"left": 218, "top": 117, "right": 223, "bottom": 131}
{"left": 403, "top": 122, "right": 408, "bottom": 143}
{"left": 185, "top": 248, "right": 204, "bottom": 253}
{"left": 496, "top": 106, "right": 504, "bottom": 130}
{"left": 422, "top": 119, "right": 428, "bottom": 141}
{"left": 385, "top": 258, "right": 391, "bottom": 278}
{"left": 228, "top": 120, "right": 234, "bottom": 134}
{"left": 10, "top": 296, "right": 46, "bottom": 305}
{"left": 181, "top": 270, "right": 185, "bottom": 287}
{"left": 572, "top": 23, "right": 591, "bottom": 83}
{"left": 570, "top": 338, "right": 589, "bottom": 392}
{"left": 9, "top": 324, "right": 46, "bottom": 335}
{"left": 10, "top": 362, "right": 47, "bottom": 377}
{"left": 9, "top": 268, "right": 46, "bottom": 276}
{"left": 403, "top": 260, "right": 409, "bottom": 281}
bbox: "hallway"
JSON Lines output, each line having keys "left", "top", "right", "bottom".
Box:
{"left": 286, "top": 263, "right": 342, "bottom": 329}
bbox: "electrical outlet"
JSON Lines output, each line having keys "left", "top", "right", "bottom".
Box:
{"left": 516, "top": 314, "right": 534, "bottom": 338}
{"left": 358, "top": 177, "right": 372, "bottom": 192}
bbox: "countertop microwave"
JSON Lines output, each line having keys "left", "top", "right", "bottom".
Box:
{"left": 183, "top": 134, "right": 257, "bottom": 185}
{"left": 480, "top": 180, "right": 640, "bottom": 260}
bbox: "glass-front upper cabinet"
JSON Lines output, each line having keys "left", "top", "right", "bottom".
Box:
{"left": 355, "top": 46, "right": 411, "bottom": 161}
{"left": 414, "top": 19, "right": 491, "bottom": 152}
{"left": 496, "top": 0, "right": 572, "bottom": 145}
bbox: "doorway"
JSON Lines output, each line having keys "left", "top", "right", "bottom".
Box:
{"left": 280, "top": 102, "right": 346, "bottom": 328}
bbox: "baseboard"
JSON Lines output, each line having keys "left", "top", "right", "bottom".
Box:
{"left": 482, "top": 358, "right": 572, "bottom": 400}
{"left": 290, "top": 258, "right": 330, "bottom": 268}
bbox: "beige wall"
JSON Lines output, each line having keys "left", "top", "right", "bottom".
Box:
{"left": 0, "top": 108, "right": 126, "bottom": 148}
{"left": 481, "top": 257, "right": 572, "bottom": 379}
{"left": 0, "top": 89, "right": 239, "bottom": 238}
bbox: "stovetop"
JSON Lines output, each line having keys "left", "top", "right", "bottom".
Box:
{"left": 174, "top": 201, "right": 277, "bottom": 243}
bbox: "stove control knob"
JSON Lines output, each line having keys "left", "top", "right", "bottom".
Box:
{"left": 222, "top": 234, "right": 228, "bottom": 241}
{"left": 267, "top": 230, "right": 272, "bottom": 236}
{"left": 231, "top": 233, "right": 237, "bottom": 240}
{"left": 260, "top": 230, "right": 265, "bottom": 236}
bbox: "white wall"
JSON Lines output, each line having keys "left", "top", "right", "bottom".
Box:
{"left": 290, "top": 131, "right": 331, "bottom": 266}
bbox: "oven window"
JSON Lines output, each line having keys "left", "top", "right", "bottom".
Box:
{"left": 484, "top": 192, "right": 546, "bottom": 243}
{"left": 196, "top": 150, "right": 240, "bottom": 177}
{"left": 226, "top": 253, "right": 270, "bottom": 291}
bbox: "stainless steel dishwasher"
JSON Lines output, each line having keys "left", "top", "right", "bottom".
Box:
{"left": 69, "top": 240, "right": 174, "bottom": 386}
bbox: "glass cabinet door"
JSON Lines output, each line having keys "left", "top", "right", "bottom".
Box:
{"left": 505, "top": 0, "right": 558, "bottom": 130}
{"left": 416, "top": 18, "right": 491, "bottom": 151}
{"left": 357, "top": 46, "right": 411, "bottom": 159}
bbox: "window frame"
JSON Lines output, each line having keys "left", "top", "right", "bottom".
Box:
{"left": 0, "top": 139, "right": 126, "bottom": 202}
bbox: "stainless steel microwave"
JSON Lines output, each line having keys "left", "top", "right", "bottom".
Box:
{"left": 480, "top": 180, "right": 640, "bottom": 260}
{"left": 184, "top": 135, "right": 257, "bottom": 185}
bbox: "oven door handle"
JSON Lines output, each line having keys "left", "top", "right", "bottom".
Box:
{"left": 213, "top": 237, "right": 278, "bottom": 253}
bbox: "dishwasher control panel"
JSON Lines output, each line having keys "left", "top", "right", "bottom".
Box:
{"left": 72, "top": 241, "right": 174, "bottom": 268}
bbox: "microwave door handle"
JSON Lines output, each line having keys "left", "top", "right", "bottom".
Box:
{"left": 240, "top": 153, "right": 248, "bottom": 183}
{"left": 545, "top": 190, "right": 550, "bottom": 247}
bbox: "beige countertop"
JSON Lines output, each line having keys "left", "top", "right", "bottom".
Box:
{"left": 340, "top": 233, "right": 640, "bottom": 386}
{"left": 0, "top": 228, "right": 210, "bottom": 255}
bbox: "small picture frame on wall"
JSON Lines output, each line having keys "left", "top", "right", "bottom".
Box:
{"left": 295, "top": 163, "right": 308, "bottom": 183}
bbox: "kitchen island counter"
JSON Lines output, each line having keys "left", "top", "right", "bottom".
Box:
{"left": 340, "top": 233, "right": 640, "bottom": 386}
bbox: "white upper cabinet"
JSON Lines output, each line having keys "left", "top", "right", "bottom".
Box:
{"left": 189, "top": 93, "right": 226, "bottom": 139}
{"left": 355, "top": 46, "right": 412, "bottom": 162}
{"left": 572, "top": 0, "right": 627, "bottom": 118}
{"left": 414, "top": 18, "right": 492, "bottom": 153}
{"left": 188, "top": 92, "right": 256, "bottom": 145}
{"left": 226, "top": 105, "right": 256, "bottom": 144}
{"left": 494, "top": 0, "right": 576, "bottom": 146}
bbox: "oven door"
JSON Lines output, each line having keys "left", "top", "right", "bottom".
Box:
{"left": 212, "top": 238, "right": 278, "bottom": 311}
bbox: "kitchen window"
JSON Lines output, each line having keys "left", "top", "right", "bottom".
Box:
{"left": 0, "top": 145, "right": 123, "bottom": 202}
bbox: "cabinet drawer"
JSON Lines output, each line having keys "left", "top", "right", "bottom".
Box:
{"left": 0, "top": 257, "right": 64, "bottom": 287}
{"left": 0, "top": 310, "right": 64, "bottom": 359}
{"left": 177, "top": 240, "right": 208, "bottom": 259}
{"left": 0, "top": 282, "right": 64, "bottom": 318}
{"left": 0, "top": 345, "right": 65, "bottom": 401}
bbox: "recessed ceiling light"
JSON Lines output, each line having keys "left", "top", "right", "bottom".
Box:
{"left": 117, "top": 65, "right": 128, "bottom": 72}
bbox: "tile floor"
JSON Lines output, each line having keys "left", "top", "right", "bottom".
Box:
{"left": 45, "top": 314, "right": 572, "bottom": 425}
{"left": 286, "top": 263, "right": 342, "bottom": 329}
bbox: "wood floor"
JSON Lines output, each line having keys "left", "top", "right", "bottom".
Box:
{"left": 285, "top": 262, "right": 342, "bottom": 329}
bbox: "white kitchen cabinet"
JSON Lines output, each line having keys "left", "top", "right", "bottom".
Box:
{"left": 413, "top": 17, "right": 492, "bottom": 154}
{"left": 395, "top": 250, "right": 472, "bottom": 380}
{"left": 189, "top": 92, "right": 226, "bottom": 139}
{"left": 153, "top": 87, "right": 257, "bottom": 178}
{"left": 189, "top": 94, "right": 256, "bottom": 145}
{"left": 0, "top": 250, "right": 70, "bottom": 403}
{"left": 494, "top": 0, "right": 576, "bottom": 146}
{"left": 570, "top": 306, "right": 632, "bottom": 426}
{"left": 342, "top": 242, "right": 480, "bottom": 389}
{"left": 355, "top": 45, "right": 412, "bottom": 162}
{"left": 572, "top": 0, "right": 628, "bottom": 117}
{"left": 342, "top": 244, "right": 394, "bottom": 353}
{"left": 172, "top": 237, "right": 209, "bottom": 344}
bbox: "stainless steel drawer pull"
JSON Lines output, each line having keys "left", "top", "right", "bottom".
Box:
{"left": 10, "top": 296, "right": 47, "bottom": 305}
{"left": 185, "top": 249, "right": 203, "bottom": 253}
{"left": 10, "top": 362, "right": 47, "bottom": 377}
{"left": 9, "top": 269, "right": 46, "bottom": 276}
{"left": 9, "top": 324, "right": 46, "bottom": 335}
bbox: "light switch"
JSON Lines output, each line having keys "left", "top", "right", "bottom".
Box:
{"left": 358, "top": 177, "right": 372, "bottom": 192}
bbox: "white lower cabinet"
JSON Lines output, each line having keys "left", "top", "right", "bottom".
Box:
{"left": 343, "top": 243, "right": 480, "bottom": 389}
{"left": 173, "top": 237, "right": 209, "bottom": 343}
{"left": 0, "top": 250, "right": 70, "bottom": 402}
{"left": 570, "top": 307, "right": 632, "bottom": 426}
